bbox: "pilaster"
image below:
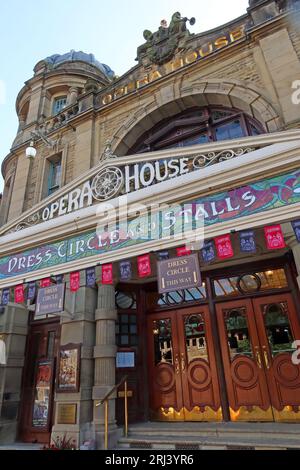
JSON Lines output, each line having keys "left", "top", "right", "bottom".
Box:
{"left": 0, "top": 304, "right": 29, "bottom": 444}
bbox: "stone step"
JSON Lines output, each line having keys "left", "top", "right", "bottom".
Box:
{"left": 117, "top": 422, "right": 300, "bottom": 450}
{"left": 118, "top": 434, "right": 300, "bottom": 450}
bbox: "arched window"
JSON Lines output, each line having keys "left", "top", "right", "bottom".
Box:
{"left": 129, "top": 106, "right": 264, "bottom": 154}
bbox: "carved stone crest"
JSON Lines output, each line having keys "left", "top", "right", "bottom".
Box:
{"left": 136, "top": 12, "right": 196, "bottom": 66}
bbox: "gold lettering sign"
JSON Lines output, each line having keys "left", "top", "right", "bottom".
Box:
{"left": 57, "top": 404, "right": 77, "bottom": 425}
{"left": 100, "top": 26, "right": 246, "bottom": 107}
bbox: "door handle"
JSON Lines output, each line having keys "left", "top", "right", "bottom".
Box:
{"left": 255, "top": 348, "right": 262, "bottom": 369}
{"left": 263, "top": 348, "right": 270, "bottom": 370}
{"left": 181, "top": 354, "right": 186, "bottom": 373}
{"left": 175, "top": 355, "right": 180, "bottom": 375}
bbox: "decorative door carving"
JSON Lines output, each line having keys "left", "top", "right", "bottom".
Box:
{"left": 147, "top": 306, "right": 222, "bottom": 421}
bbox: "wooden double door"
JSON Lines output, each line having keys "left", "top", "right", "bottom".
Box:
{"left": 147, "top": 306, "right": 222, "bottom": 421}
{"left": 147, "top": 293, "right": 300, "bottom": 422}
{"left": 216, "top": 293, "right": 300, "bottom": 422}
{"left": 19, "top": 321, "right": 60, "bottom": 444}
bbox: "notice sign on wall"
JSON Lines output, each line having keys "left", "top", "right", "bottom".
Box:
{"left": 157, "top": 253, "right": 201, "bottom": 294}
{"left": 36, "top": 284, "right": 65, "bottom": 317}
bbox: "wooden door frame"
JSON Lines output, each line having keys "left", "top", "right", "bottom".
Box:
{"left": 18, "top": 318, "right": 61, "bottom": 443}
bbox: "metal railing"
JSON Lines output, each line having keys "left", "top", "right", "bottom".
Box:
{"left": 96, "top": 375, "right": 129, "bottom": 450}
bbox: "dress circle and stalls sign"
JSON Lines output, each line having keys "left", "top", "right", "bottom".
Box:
{"left": 0, "top": 169, "right": 300, "bottom": 282}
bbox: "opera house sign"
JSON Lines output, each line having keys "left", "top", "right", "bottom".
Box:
{"left": 37, "top": 147, "right": 255, "bottom": 224}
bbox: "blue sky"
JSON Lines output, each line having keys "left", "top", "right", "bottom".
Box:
{"left": 0, "top": 0, "right": 249, "bottom": 192}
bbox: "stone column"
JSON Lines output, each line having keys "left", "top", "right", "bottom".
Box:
{"left": 67, "top": 87, "right": 79, "bottom": 106}
{"left": 93, "top": 280, "right": 119, "bottom": 449}
{"left": 0, "top": 304, "right": 29, "bottom": 444}
{"left": 51, "top": 271, "right": 97, "bottom": 449}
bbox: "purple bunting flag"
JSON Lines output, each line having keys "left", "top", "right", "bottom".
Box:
{"left": 240, "top": 230, "right": 256, "bottom": 253}
{"left": 119, "top": 261, "right": 132, "bottom": 281}
{"left": 27, "top": 282, "right": 36, "bottom": 301}
{"left": 158, "top": 251, "right": 169, "bottom": 261}
{"left": 86, "top": 267, "right": 96, "bottom": 287}
{"left": 201, "top": 240, "right": 216, "bottom": 263}
{"left": 292, "top": 220, "right": 300, "bottom": 243}
{"left": 1, "top": 288, "right": 10, "bottom": 306}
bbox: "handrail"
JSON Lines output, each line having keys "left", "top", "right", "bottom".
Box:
{"left": 97, "top": 375, "right": 128, "bottom": 406}
{"left": 96, "top": 375, "right": 129, "bottom": 450}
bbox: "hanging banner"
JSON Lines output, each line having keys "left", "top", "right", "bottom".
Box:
{"left": 15, "top": 285, "right": 25, "bottom": 303}
{"left": 292, "top": 220, "right": 300, "bottom": 243}
{"left": 56, "top": 274, "right": 64, "bottom": 284}
{"left": 157, "top": 251, "right": 169, "bottom": 261}
{"left": 119, "top": 261, "right": 132, "bottom": 281}
{"left": 264, "top": 225, "right": 286, "bottom": 250}
{"left": 102, "top": 264, "right": 113, "bottom": 284}
{"left": 36, "top": 284, "right": 65, "bottom": 317}
{"left": 1, "top": 288, "right": 10, "bottom": 305}
{"left": 27, "top": 282, "right": 36, "bottom": 301}
{"left": 157, "top": 253, "right": 202, "bottom": 294}
{"left": 176, "top": 246, "right": 192, "bottom": 257}
{"left": 70, "top": 272, "right": 80, "bottom": 292}
{"left": 201, "top": 240, "right": 216, "bottom": 263}
{"left": 240, "top": 230, "right": 256, "bottom": 253}
{"left": 138, "top": 255, "right": 151, "bottom": 278}
{"left": 215, "top": 234, "right": 234, "bottom": 259}
{"left": 40, "top": 278, "right": 51, "bottom": 287}
{"left": 86, "top": 267, "right": 96, "bottom": 287}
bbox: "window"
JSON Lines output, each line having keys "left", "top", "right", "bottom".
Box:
{"left": 48, "top": 158, "right": 62, "bottom": 196}
{"left": 52, "top": 96, "right": 67, "bottom": 115}
{"left": 129, "top": 106, "right": 264, "bottom": 154}
{"left": 116, "top": 314, "right": 138, "bottom": 346}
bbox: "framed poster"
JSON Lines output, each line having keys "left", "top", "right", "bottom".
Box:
{"left": 32, "top": 359, "right": 54, "bottom": 429}
{"left": 56, "top": 344, "right": 81, "bottom": 393}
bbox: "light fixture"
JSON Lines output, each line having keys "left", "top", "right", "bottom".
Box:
{"left": 25, "top": 141, "right": 37, "bottom": 159}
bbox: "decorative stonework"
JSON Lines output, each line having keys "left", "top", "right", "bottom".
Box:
{"left": 136, "top": 12, "right": 196, "bottom": 66}
{"left": 91, "top": 167, "right": 124, "bottom": 201}
{"left": 12, "top": 212, "right": 41, "bottom": 232}
{"left": 193, "top": 148, "right": 257, "bottom": 169}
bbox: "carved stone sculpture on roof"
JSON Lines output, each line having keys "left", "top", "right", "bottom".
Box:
{"left": 136, "top": 12, "right": 196, "bottom": 67}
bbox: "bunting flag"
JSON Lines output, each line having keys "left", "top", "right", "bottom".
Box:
{"left": 138, "top": 255, "right": 151, "bottom": 278}
{"left": 27, "top": 282, "right": 36, "bottom": 301}
{"left": 86, "top": 267, "right": 96, "bottom": 287}
{"left": 56, "top": 274, "right": 64, "bottom": 284}
{"left": 292, "top": 220, "right": 300, "bottom": 243}
{"left": 15, "top": 285, "right": 25, "bottom": 303}
{"left": 240, "top": 230, "right": 256, "bottom": 253}
{"left": 264, "top": 225, "right": 286, "bottom": 250}
{"left": 70, "top": 272, "right": 80, "bottom": 292}
{"left": 102, "top": 264, "right": 113, "bottom": 285}
{"left": 215, "top": 234, "right": 234, "bottom": 259}
{"left": 176, "top": 246, "right": 192, "bottom": 257}
{"left": 119, "top": 261, "right": 132, "bottom": 281}
{"left": 157, "top": 251, "right": 169, "bottom": 261}
{"left": 201, "top": 240, "right": 216, "bottom": 263}
{"left": 40, "top": 278, "right": 51, "bottom": 287}
{"left": 1, "top": 288, "right": 10, "bottom": 306}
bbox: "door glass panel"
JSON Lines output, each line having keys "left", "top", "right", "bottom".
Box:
{"left": 262, "top": 302, "right": 295, "bottom": 356}
{"left": 152, "top": 319, "right": 173, "bottom": 366}
{"left": 224, "top": 308, "right": 253, "bottom": 359}
{"left": 184, "top": 314, "right": 208, "bottom": 362}
{"left": 47, "top": 331, "right": 56, "bottom": 358}
{"left": 214, "top": 269, "right": 288, "bottom": 297}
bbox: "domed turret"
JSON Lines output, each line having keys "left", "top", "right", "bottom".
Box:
{"left": 34, "top": 50, "right": 115, "bottom": 80}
